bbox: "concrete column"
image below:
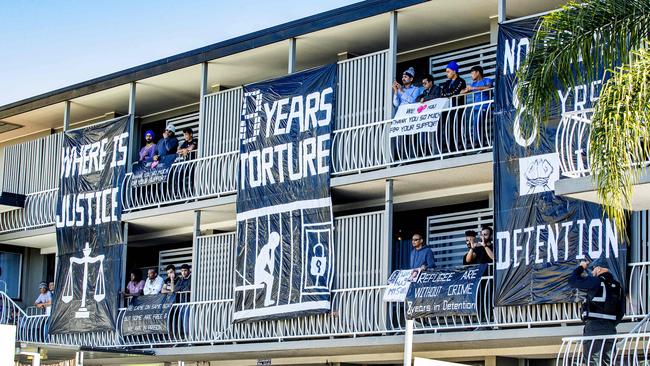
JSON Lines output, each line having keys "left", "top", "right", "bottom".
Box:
{"left": 386, "top": 11, "right": 398, "bottom": 119}
{"left": 288, "top": 38, "right": 297, "bottom": 74}
{"left": 489, "top": 15, "right": 499, "bottom": 44}
{"left": 383, "top": 179, "right": 394, "bottom": 278}
{"left": 498, "top": 0, "right": 506, "bottom": 23}
{"left": 127, "top": 82, "right": 137, "bottom": 172}
{"left": 190, "top": 210, "right": 201, "bottom": 301}
{"left": 403, "top": 319, "right": 413, "bottom": 366}
{"left": 121, "top": 223, "right": 129, "bottom": 294}
{"left": 198, "top": 62, "right": 208, "bottom": 158}
{"left": 63, "top": 101, "right": 71, "bottom": 132}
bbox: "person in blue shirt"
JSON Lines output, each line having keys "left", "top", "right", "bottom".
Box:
{"left": 392, "top": 67, "right": 422, "bottom": 109}
{"left": 409, "top": 233, "right": 435, "bottom": 270}
{"left": 461, "top": 65, "right": 493, "bottom": 146}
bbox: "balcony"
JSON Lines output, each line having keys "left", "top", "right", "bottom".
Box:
{"left": 7, "top": 260, "right": 650, "bottom": 349}
{"left": 557, "top": 314, "right": 650, "bottom": 365}
{"left": 555, "top": 109, "right": 650, "bottom": 209}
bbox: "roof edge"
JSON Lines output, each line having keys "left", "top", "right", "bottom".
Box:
{"left": 0, "top": 0, "right": 427, "bottom": 120}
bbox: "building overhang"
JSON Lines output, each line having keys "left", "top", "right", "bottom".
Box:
{"left": 555, "top": 170, "right": 650, "bottom": 210}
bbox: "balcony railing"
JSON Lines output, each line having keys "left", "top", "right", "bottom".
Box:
{"left": 0, "top": 188, "right": 57, "bottom": 234}
{"left": 331, "top": 91, "right": 493, "bottom": 175}
{"left": 122, "top": 151, "right": 238, "bottom": 212}
{"left": 556, "top": 314, "right": 650, "bottom": 366}
{"left": 557, "top": 109, "right": 593, "bottom": 178}
{"left": 10, "top": 260, "right": 649, "bottom": 349}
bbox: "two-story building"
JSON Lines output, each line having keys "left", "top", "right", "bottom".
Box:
{"left": 3, "top": 1, "right": 649, "bottom": 365}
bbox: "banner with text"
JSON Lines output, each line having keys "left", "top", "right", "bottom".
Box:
{"left": 234, "top": 64, "right": 336, "bottom": 322}
{"left": 494, "top": 18, "right": 626, "bottom": 306}
{"left": 383, "top": 269, "right": 420, "bottom": 302}
{"left": 49, "top": 116, "right": 129, "bottom": 333}
{"left": 405, "top": 265, "right": 486, "bottom": 319}
{"left": 131, "top": 154, "right": 177, "bottom": 187}
{"left": 389, "top": 98, "right": 450, "bottom": 137}
{"left": 122, "top": 294, "right": 176, "bottom": 336}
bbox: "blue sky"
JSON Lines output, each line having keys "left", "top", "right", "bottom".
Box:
{"left": 0, "top": 1, "right": 358, "bottom": 106}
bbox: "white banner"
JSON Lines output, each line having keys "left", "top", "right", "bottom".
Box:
{"left": 383, "top": 269, "right": 419, "bottom": 302}
{"left": 389, "top": 98, "right": 450, "bottom": 137}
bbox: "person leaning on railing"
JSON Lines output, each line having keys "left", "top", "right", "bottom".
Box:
{"left": 125, "top": 270, "right": 145, "bottom": 296}
{"left": 416, "top": 74, "right": 441, "bottom": 103}
{"left": 176, "top": 127, "right": 197, "bottom": 162}
{"left": 460, "top": 65, "right": 493, "bottom": 146}
{"left": 34, "top": 282, "right": 52, "bottom": 315}
{"left": 152, "top": 124, "right": 179, "bottom": 168}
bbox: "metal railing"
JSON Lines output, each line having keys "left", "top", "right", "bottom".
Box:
{"left": 6, "top": 260, "right": 650, "bottom": 348}
{"left": 0, "top": 188, "right": 57, "bottom": 234}
{"left": 122, "top": 151, "right": 238, "bottom": 211}
{"left": 557, "top": 314, "right": 650, "bottom": 366}
{"left": 557, "top": 109, "right": 593, "bottom": 178}
{"left": 331, "top": 90, "right": 493, "bottom": 175}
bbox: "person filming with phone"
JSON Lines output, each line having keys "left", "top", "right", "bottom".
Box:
{"left": 463, "top": 227, "right": 494, "bottom": 265}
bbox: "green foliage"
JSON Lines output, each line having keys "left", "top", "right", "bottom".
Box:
{"left": 515, "top": 0, "right": 650, "bottom": 236}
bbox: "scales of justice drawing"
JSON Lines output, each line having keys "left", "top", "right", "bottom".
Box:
{"left": 60, "top": 242, "right": 106, "bottom": 319}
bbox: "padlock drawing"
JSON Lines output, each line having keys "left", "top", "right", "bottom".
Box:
{"left": 310, "top": 243, "right": 327, "bottom": 287}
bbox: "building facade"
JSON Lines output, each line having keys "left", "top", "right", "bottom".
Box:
{"left": 1, "top": 1, "right": 649, "bottom": 365}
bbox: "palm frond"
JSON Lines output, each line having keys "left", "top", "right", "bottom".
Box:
{"left": 590, "top": 46, "right": 650, "bottom": 236}
{"left": 516, "top": 0, "right": 650, "bottom": 138}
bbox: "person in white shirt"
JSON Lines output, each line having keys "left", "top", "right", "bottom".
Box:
{"left": 34, "top": 282, "right": 52, "bottom": 315}
{"left": 143, "top": 268, "right": 164, "bottom": 295}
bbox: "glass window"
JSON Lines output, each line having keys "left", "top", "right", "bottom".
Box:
{"left": 0, "top": 252, "right": 22, "bottom": 299}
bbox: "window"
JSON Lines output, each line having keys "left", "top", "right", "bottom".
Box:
{"left": 0, "top": 251, "right": 22, "bottom": 299}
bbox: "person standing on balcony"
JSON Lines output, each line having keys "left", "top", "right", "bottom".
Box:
{"left": 176, "top": 263, "right": 191, "bottom": 291}
{"left": 568, "top": 257, "right": 625, "bottom": 365}
{"left": 176, "top": 127, "right": 197, "bottom": 162}
{"left": 143, "top": 268, "right": 164, "bottom": 295}
{"left": 439, "top": 61, "right": 466, "bottom": 100}
{"left": 139, "top": 130, "right": 156, "bottom": 163}
{"left": 34, "top": 282, "right": 52, "bottom": 314}
{"left": 409, "top": 233, "right": 435, "bottom": 270}
{"left": 392, "top": 67, "right": 422, "bottom": 109}
{"left": 463, "top": 229, "right": 493, "bottom": 265}
{"left": 161, "top": 264, "right": 178, "bottom": 294}
{"left": 48, "top": 281, "right": 55, "bottom": 295}
{"left": 416, "top": 74, "right": 441, "bottom": 103}
{"left": 125, "top": 270, "right": 145, "bottom": 296}
{"left": 461, "top": 66, "right": 493, "bottom": 145}
{"left": 153, "top": 124, "right": 179, "bottom": 166}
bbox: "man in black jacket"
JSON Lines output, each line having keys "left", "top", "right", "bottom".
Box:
{"left": 568, "top": 257, "right": 625, "bottom": 365}
{"left": 416, "top": 74, "right": 441, "bottom": 102}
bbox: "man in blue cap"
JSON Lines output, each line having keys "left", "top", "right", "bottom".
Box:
{"left": 392, "top": 67, "right": 422, "bottom": 109}
{"left": 439, "top": 61, "right": 466, "bottom": 99}
{"left": 568, "top": 257, "right": 625, "bottom": 365}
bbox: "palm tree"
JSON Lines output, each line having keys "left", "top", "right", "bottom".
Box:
{"left": 516, "top": 0, "right": 650, "bottom": 234}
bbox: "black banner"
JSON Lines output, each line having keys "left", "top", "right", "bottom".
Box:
{"left": 49, "top": 116, "right": 129, "bottom": 333}
{"left": 405, "top": 265, "right": 486, "bottom": 319}
{"left": 131, "top": 154, "right": 177, "bottom": 187}
{"left": 494, "top": 18, "right": 626, "bottom": 306}
{"left": 122, "top": 294, "right": 175, "bottom": 336}
{"left": 234, "top": 64, "right": 336, "bottom": 322}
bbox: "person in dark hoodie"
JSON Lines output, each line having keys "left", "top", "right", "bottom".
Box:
{"left": 569, "top": 257, "right": 625, "bottom": 365}
{"left": 152, "top": 124, "right": 179, "bottom": 167}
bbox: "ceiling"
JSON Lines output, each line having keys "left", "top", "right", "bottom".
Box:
{"left": 0, "top": 0, "right": 567, "bottom": 146}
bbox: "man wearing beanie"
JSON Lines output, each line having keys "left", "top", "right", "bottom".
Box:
{"left": 392, "top": 67, "right": 422, "bottom": 108}
{"left": 440, "top": 61, "right": 466, "bottom": 99}
{"left": 568, "top": 257, "right": 625, "bottom": 365}
{"left": 153, "top": 123, "right": 179, "bottom": 164}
